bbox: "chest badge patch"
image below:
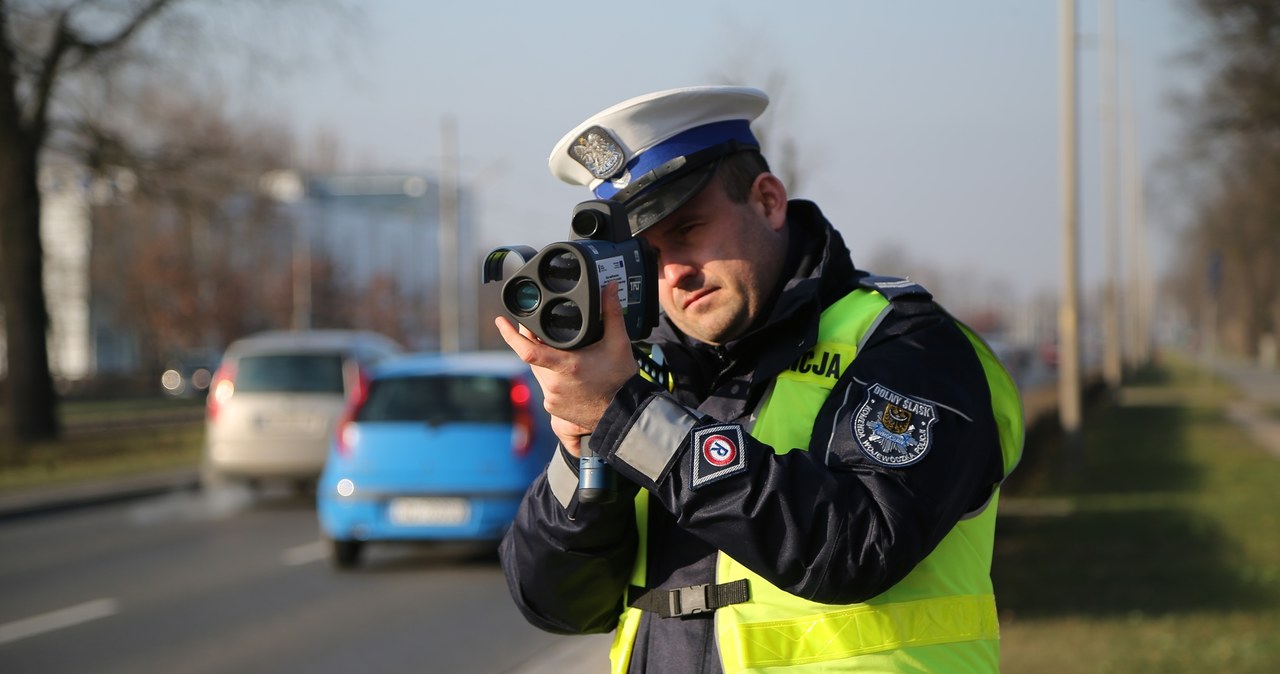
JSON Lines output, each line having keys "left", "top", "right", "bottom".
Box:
{"left": 852, "top": 383, "right": 937, "bottom": 467}
{"left": 691, "top": 424, "right": 748, "bottom": 489}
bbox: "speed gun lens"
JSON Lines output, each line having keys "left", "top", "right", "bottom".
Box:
{"left": 508, "top": 280, "right": 541, "bottom": 314}
{"left": 543, "top": 300, "right": 584, "bottom": 344}
{"left": 539, "top": 250, "right": 581, "bottom": 292}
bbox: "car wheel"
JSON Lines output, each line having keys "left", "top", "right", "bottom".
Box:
{"left": 330, "top": 539, "right": 364, "bottom": 569}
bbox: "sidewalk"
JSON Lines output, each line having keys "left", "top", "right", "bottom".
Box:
{"left": 0, "top": 467, "right": 199, "bottom": 520}
{"left": 1211, "top": 356, "right": 1280, "bottom": 406}
{"left": 1209, "top": 357, "right": 1280, "bottom": 458}
{"left": 1116, "top": 356, "right": 1280, "bottom": 460}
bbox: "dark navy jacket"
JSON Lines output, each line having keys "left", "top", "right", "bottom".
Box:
{"left": 499, "top": 200, "right": 1006, "bottom": 673}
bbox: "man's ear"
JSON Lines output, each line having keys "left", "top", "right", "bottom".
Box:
{"left": 751, "top": 172, "right": 788, "bottom": 230}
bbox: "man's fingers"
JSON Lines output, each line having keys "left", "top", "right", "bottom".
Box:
{"left": 551, "top": 416, "right": 593, "bottom": 457}
{"left": 602, "top": 280, "right": 620, "bottom": 313}
{"left": 497, "top": 315, "right": 568, "bottom": 375}
{"left": 496, "top": 316, "right": 540, "bottom": 364}
{"left": 601, "top": 281, "right": 626, "bottom": 329}
{"left": 599, "top": 281, "right": 639, "bottom": 363}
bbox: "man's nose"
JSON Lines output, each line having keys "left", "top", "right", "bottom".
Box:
{"left": 660, "top": 258, "right": 699, "bottom": 289}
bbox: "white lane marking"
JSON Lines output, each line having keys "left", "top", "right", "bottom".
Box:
{"left": 0, "top": 598, "right": 119, "bottom": 645}
{"left": 128, "top": 485, "right": 254, "bottom": 526}
{"left": 282, "top": 540, "right": 329, "bottom": 566}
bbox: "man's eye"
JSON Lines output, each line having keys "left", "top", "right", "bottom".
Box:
{"left": 675, "top": 223, "right": 699, "bottom": 240}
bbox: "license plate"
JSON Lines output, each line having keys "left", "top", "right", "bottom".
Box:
{"left": 258, "top": 412, "right": 325, "bottom": 433}
{"left": 387, "top": 497, "right": 470, "bottom": 525}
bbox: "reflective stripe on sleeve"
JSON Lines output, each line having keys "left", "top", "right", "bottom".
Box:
{"left": 612, "top": 396, "right": 698, "bottom": 483}
{"left": 548, "top": 446, "right": 578, "bottom": 510}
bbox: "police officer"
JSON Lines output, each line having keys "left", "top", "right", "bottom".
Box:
{"left": 496, "top": 86, "right": 1023, "bottom": 673}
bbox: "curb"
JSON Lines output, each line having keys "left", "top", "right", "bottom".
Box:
{"left": 0, "top": 467, "right": 200, "bottom": 521}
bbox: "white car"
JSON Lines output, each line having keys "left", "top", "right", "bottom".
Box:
{"left": 202, "top": 330, "right": 402, "bottom": 492}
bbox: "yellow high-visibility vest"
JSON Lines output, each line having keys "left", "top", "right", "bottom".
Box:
{"left": 609, "top": 288, "right": 1024, "bottom": 673}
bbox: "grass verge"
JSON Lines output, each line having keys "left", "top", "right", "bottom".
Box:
{"left": 0, "top": 397, "right": 204, "bottom": 493}
{"left": 995, "top": 357, "right": 1280, "bottom": 673}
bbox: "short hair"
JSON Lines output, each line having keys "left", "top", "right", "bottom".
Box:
{"left": 716, "top": 150, "right": 772, "bottom": 203}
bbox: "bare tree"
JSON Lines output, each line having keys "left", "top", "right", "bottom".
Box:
{"left": 1171, "top": 0, "right": 1280, "bottom": 358}
{"left": 88, "top": 84, "right": 300, "bottom": 377}
{"left": 0, "top": 0, "right": 184, "bottom": 446}
{"left": 0, "top": 0, "right": 354, "bottom": 449}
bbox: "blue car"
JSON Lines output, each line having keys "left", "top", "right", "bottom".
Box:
{"left": 317, "top": 351, "right": 555, "bottom": 568}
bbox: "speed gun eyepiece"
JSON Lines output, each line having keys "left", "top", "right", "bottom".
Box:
{"left": 482, "top": 200, "right": 658, "bottom": 350}
{"left": 571, "top": 207, "right": 610, "bottom": 239}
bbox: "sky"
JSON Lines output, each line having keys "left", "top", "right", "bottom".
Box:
{"left": 234, "top": 1, "right": 1208, "bottom": 306}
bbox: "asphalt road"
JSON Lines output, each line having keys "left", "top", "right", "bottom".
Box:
{"left": 0, "top": 485, "right": 611, "bottom": 674}
{"left": 0, "top": 350, "right": 1165, "bottom": 674}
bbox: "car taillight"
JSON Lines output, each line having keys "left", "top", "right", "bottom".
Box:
{"left": 206, "top": 362, "right": 237, "bottom": 421}
{"left": 510, "top": 379, "right": 535, "bottom": 457}
{"left": 335, "top": 376, "right": 371, "bottom": 457}
{"left": 352, "top": 367, "right": 371, "bottom": 403}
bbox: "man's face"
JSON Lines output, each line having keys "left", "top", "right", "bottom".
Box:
{"left": 637, "top": 174, "right": 788, "bottom": 345}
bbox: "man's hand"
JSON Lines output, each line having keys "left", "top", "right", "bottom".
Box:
{"left": 496, "top": 282, "right": 637, "bottom": 455}
{"left": 549, "top": 417, "right": 591, "bottom": 458}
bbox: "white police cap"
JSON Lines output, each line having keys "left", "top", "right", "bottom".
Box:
{"left": 549, "top": 85, "right": 769, "bottom": 234}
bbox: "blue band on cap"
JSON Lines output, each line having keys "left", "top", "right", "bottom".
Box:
{"left": 593, "top": 120, "right": 758, "bottom": 200}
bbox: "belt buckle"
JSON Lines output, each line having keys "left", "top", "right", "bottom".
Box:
{"left": 670, "top": 584, "right": 711, "bottom": 617}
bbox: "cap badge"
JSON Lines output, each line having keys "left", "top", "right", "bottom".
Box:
{"left": 569, "top": 125, "right": 626, "bottom": 180}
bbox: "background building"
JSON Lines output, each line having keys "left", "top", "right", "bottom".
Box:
{"left": 1, "top": 166, "right": 471, "bottom": 394}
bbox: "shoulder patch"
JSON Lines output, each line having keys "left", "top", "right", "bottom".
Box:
{"left": 851, "top": 382, "right": 937, "bottom": 467}
{"left": 691, "top": 424, "right": 748, "bottom": 489}
{"left": 856, "top": 274, "right": 932, "bottom": 302}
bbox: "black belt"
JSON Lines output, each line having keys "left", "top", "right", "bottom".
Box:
{"left": 627, "top": 580, "right": 750, "bottom": 619}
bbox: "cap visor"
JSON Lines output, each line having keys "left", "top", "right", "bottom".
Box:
{"left": 623, "top": 161, "right": 719, "bottom": 236}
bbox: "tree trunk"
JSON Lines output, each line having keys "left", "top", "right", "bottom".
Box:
{"left": 0, "top": 2, "right": 60, "bottom": 450}
{"left": 0, "top": 126, "right": 59, "bottom": 447}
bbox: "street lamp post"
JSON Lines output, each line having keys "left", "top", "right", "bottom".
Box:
{"left": 439, "top": 116, "right": 461, "bottom": 353}
{"left": 1059, "top": 0, "right": 1084, "bottom": 455}
{"left": 1100, "top": 0, "right": 1124, "bottom": 390}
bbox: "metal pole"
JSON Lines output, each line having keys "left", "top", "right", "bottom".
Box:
{"left": 1100, "top": 0, "right": 1123, "bottom": 388}
{"left": 439, "top": 116, "right": 460, "bottom": 353}
{"left": 1120, "top": 46, "right": 1148, "bottom": 368}
{"left": 292, "top": 198, "right": 312, "bottom": 331}
{"left": 1059, "top": 0, "right": 1083, "bottom": 447}
{"left": 460, "top": 205, "right": 478, "bottom": 351}
{"left": 1136, "top": 143, "right": 1153, "bottom": 365}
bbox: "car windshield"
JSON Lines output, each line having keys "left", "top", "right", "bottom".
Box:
{"left": 235, "top": 354, "right": 346, "bottom": 394}
{"left": 358, "top": 375, "right": 512, "bottom": 424}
